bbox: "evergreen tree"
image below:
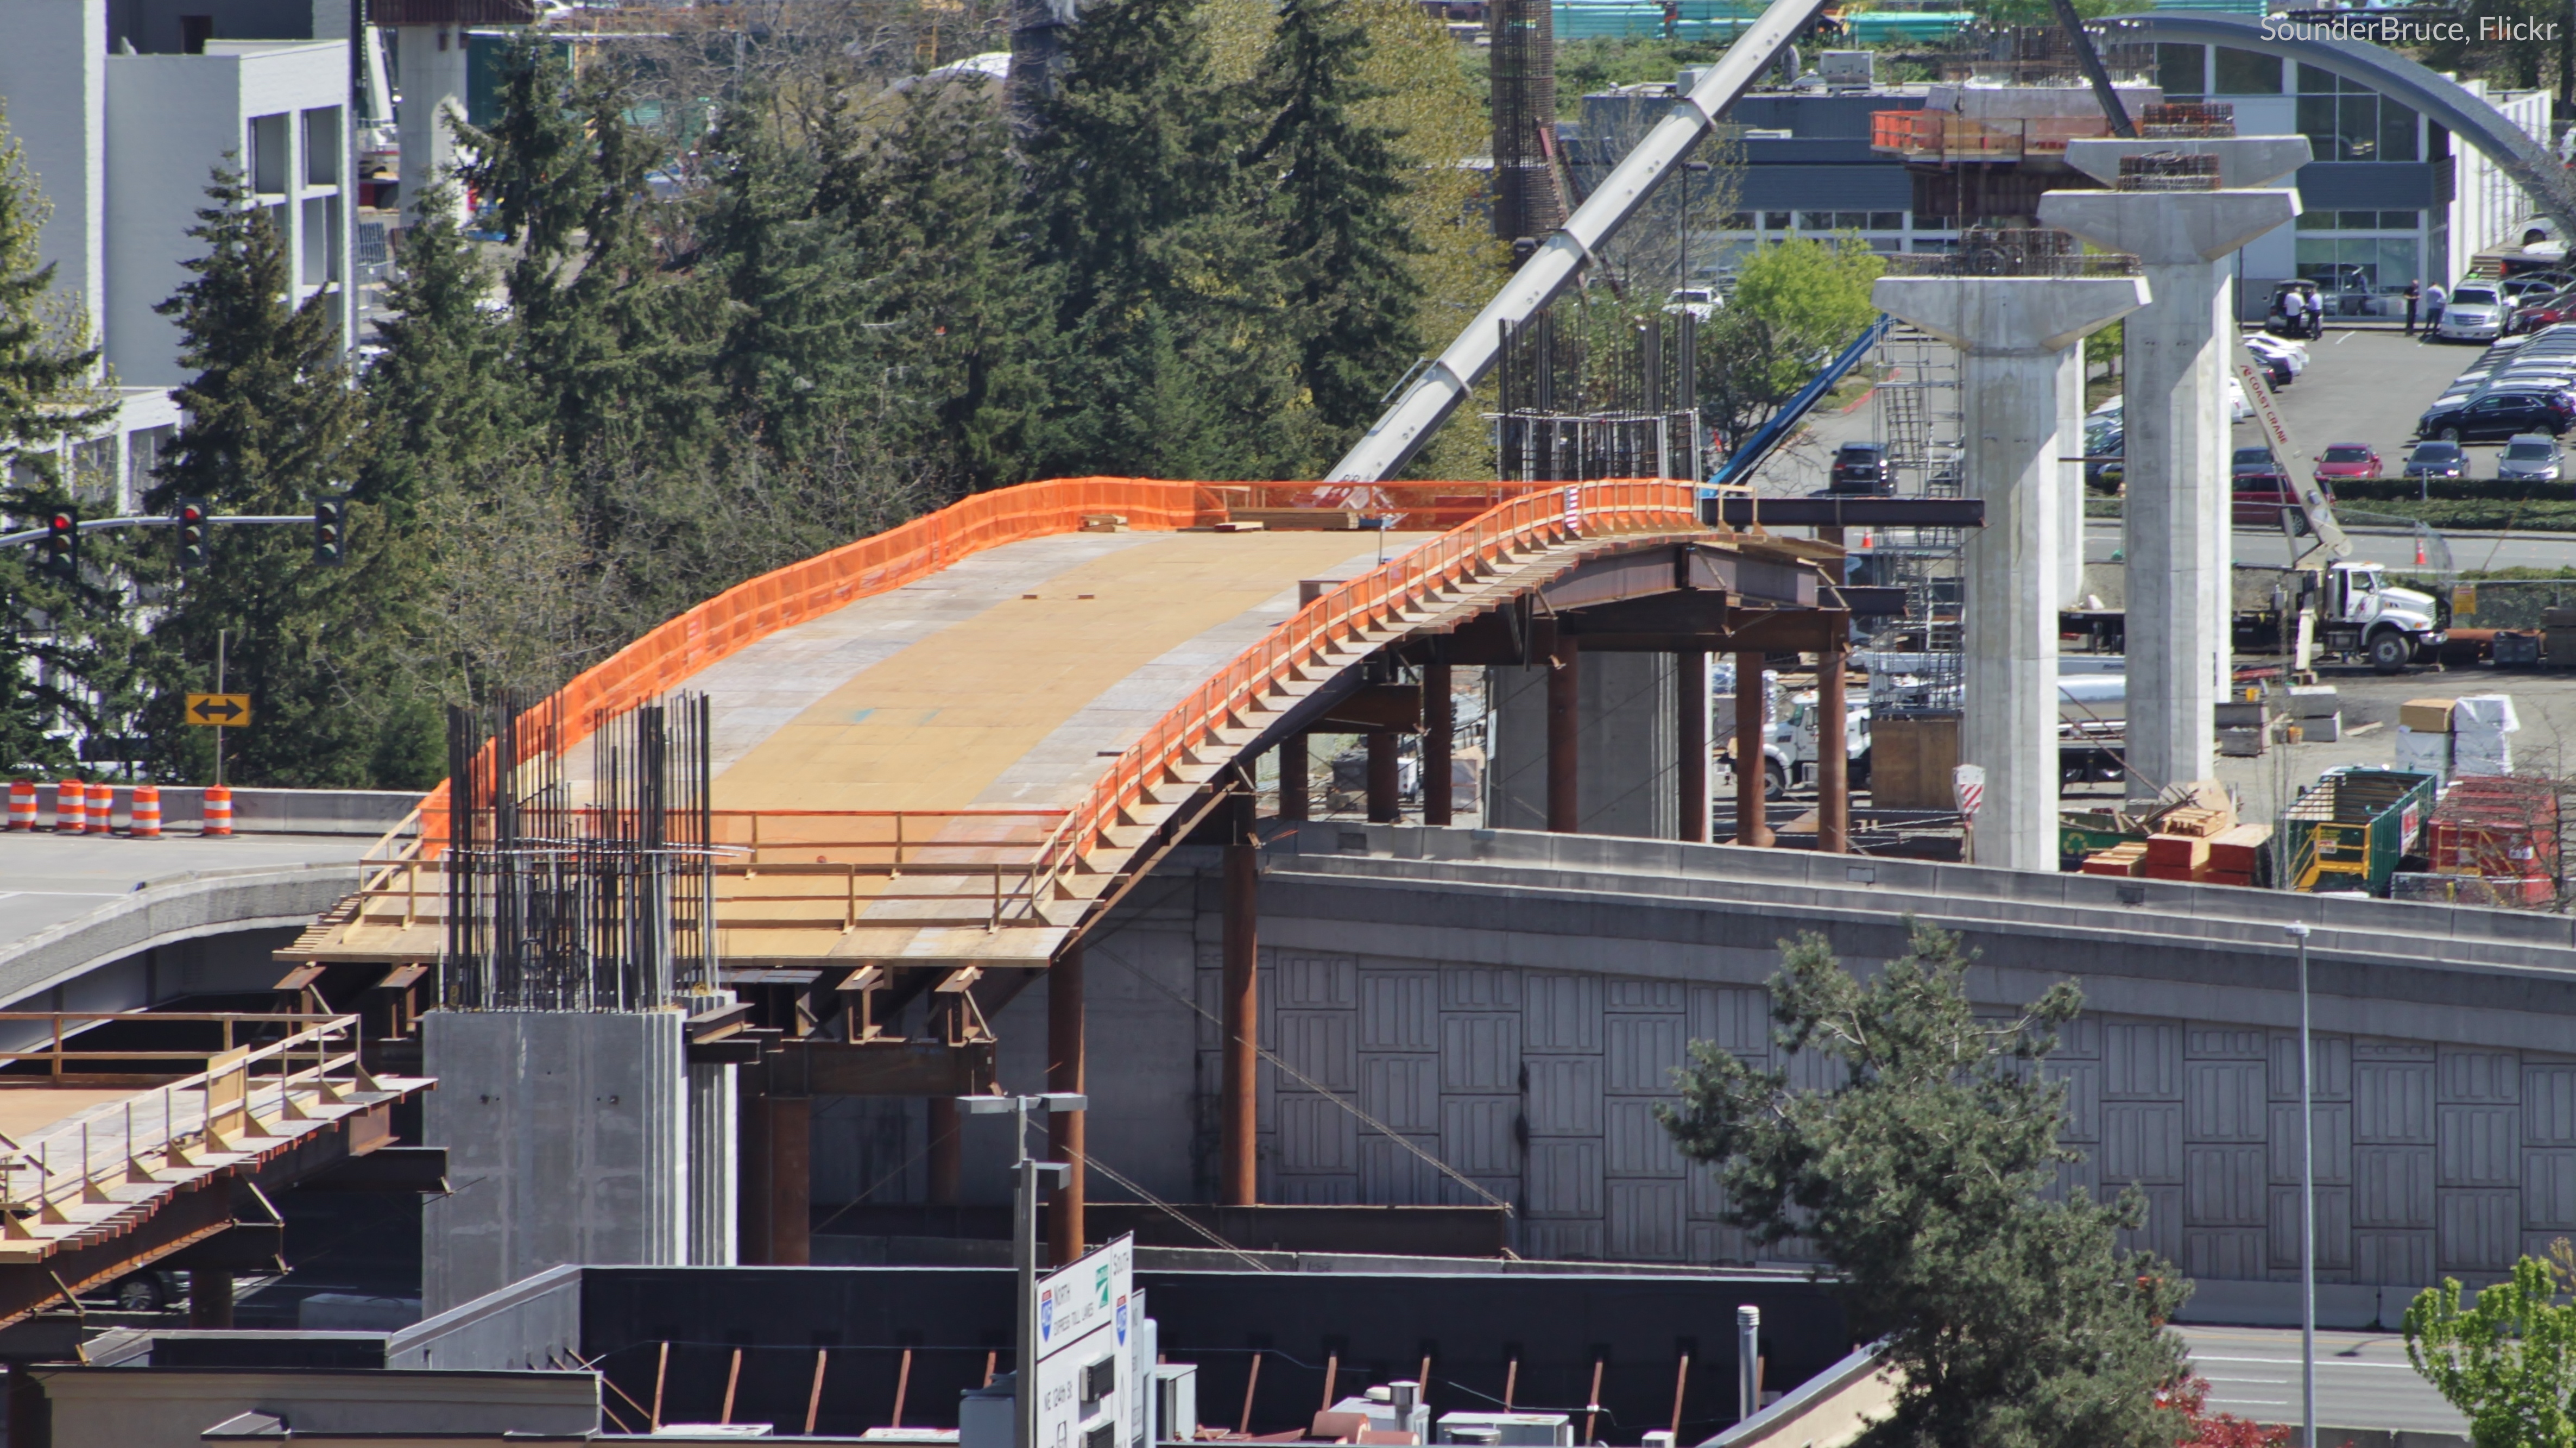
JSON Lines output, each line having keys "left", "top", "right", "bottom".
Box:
{"left": 140, "top": 165, "right": 435, "bottom": 787}
{"left": 1663, "top": 923, "right": 2191, "bottom": 1448}
{"left": 0, "top": 106, "right": 128, "bottom": 774}
{"left": 1020, "top": 0, "right": 1299, "bottom": 479}
{"left": 1247, "top": 0, "right": 1422, "bottom": 449}
{"left": 356, "top": 182, "right": 518, "bottom": 514}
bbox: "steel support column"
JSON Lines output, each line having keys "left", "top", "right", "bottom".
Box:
{"left": 1367, "top": 732, "right": 1400, "bottom": 823}
{"left": 1817, "top": 636, "right": 1849, "bottom": 854}
{"left": 1221, "top": 778, "right": 1259, "bottom": 1206}
{"left": 190, "top": 1268, "right": 233, "bottom": 1329}
{"left": 1678, "top": 648, "right": 1708, "bottom": 843}
{"left": 768, "top": 1097, "right": 811, "bottom": 1264}
{"left": 1733, "top": 651, "right": 1772, "bottom": 847}
{"left": 1048, "top": 944, "right": 1085, "bottom": 1265}
{"left": 1278, "top": 735, "right": 1309, "bottom": 821}
{"left": 1545, "top": 623, "right": 1580, "bottom": 834}
{"left": 1424, "top": 662, "right": 1454, "bottom": 826}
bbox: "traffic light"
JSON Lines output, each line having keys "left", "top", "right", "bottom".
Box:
{"left": 311, "top": 492, "right": 348, "bottom": 566}
{"left": 175, "top": 498, "right": 211, "bottom": 570}
{"left": 39, "top": 508, "right": 76, "bottom": 584}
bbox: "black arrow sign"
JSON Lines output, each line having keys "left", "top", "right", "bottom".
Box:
{"left": 186, "top": 693, "right": 251, "bottom": 726}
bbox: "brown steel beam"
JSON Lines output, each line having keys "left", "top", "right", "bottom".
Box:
{"left": 770, "top": 1096, "right": 811, "bottom": 1265}
{"left": 1678, "top": 648, "right": 1708, "bottom": 843}
{"left": 1720, "top": 609, "right": 1852, "bottom": 654}
{"left": 738, "top": 1085, "right": 774, "bottom": 1263}
{"left": 1048, "top": 943, "right": 1085, "bottom": 1265}
{"left": 1221, "top": 776, "right": 1259, "bottom": 1206}
{"left": 1318, "top": 684, "right": 1422, "bottom": 733}
{"left": 1366, "top": 732, "right": 1400, "bottom": 823}
{"left": 776, "top": 1039, "right": 996, "bottom": 1096}
{"left": 1278, "top": 735, "right": 1308, "bottom": 821}
{"left": 1818, "top": 632, "right": 1850, "bottom": 855}
{"left": 1424, "top": 662, "right": 1454, "bottom": 826}
{"left": 1545, "top": 621, "right": 1580, "bottom": 834}
{"left": 1734, "top": 650, "right": 1773, "bottom": 847}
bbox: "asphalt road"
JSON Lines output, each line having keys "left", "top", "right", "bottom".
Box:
{"left": 2177, "top": 1324, "right": 2468, "bottom": 1438}
{"left": 0, "top": 830, "right": 371, "bottom": 956}
{"left": 2083, "top": 521, "right": 2576, "bottom": 571}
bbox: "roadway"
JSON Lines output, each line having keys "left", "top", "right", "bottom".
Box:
{"left": 2178, "top": 1324, "right": 2468, "bottom": 1438}
{"left": 2083, "top": 521, "right": 2576, "bottom": 572}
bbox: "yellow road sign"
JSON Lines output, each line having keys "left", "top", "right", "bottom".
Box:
{"left": 185, "top": 693, "right": 251, "bottom": 727}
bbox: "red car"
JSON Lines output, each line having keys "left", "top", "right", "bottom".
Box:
{"left": 2512, "top": 287, "right": 2576, "bottom": 333}
{"left": 2312, "top": 443, "right": 2382, "bottom": 481}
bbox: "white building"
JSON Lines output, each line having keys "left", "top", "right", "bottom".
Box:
{"left": 0, "top": 1, "right": 353, "bottom": 511}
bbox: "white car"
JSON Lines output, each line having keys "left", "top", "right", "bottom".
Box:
{"left": 2095, "top": 383, "right": 2251, "bottom": 420}
{"left": 2498, "top": 432, "right": 2565, "bottom": 481}
{"left": 2243, "top": 333, "right": 2308, "bottom": 377}
{"left": 2439, "top": 284, "right": 2510, "bottom": 342}
{"left": 1663, "top": 287, "right": 1722, "bottom": 320}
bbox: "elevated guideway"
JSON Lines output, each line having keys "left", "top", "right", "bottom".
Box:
{"left": 280, "top": 479, "right": 1842, "bottom": 983}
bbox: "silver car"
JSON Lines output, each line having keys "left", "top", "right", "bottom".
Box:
{"left": 2498, "top": 432, "right": 2564, "bottom": 481}
{"left": 2440, "top": 284, "right": 2510, "bottom": 341}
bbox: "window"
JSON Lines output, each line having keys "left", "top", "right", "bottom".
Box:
{"left": 128, "top": 425, "right": 172, "bottom": 501}
{"left": 2214, "top": 47, "right": 2281, "bottom": 95}
{"left": 1721, "top": 211, "right": 1753, "bottom": 230}
{"left": 301, "top": 196, "right": 331, "bottom": 284}
{"left": 1867, "top": 211, "right": 1904, "bottom": 231}
{"left": 2295, "top": 66, "right": 2415, "bottom": 160}
{"left": 304, "top": 108, "right": 341, "bottom": 186}
{"left": 1797, "top": 211, "right": 1832, "bottom": 230}
{"left": 69, "top": 438, "right": 114, "bottom": 506}
{"left": 1763, "top": 211, "right": 1791, "bottom": 231}
{"left": 2296, "top": 236, "right": 2418, "bottom": 291}
{"left": 2156, "top": 43, "right": 2205, "bottom": 99}
{"left": 250, "top": 114, "right": 290, "bottom": 195}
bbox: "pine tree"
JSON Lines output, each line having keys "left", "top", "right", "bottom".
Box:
{"left": 0, "top": 104, "right": 122, "bottom": 773}
{"left": 1663, "top": 923, "right": 2192, "bottom": 1448}
{"left": 1247, "top": 0, "right": 1422, "bottom": 448}
{"left": 139, "top": 165, "right": 435, "bottom": 787}
{"left": 1020, "top": 0, "right": 1299, "bottom": 479}
{"left": 356, "top": 182, "right": 518, "bottom": 514}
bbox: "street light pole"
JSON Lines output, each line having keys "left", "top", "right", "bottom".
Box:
{"left": 962, "top": 1091, "right": 1089, "bottom": 1448}
{"left": 2285, "top": 921, "right": 2316, "bottom": 1448}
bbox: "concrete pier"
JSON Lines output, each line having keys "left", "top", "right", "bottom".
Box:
{"left": 2042, "top": 150, "right": 2303, "bottom": 797}
{"left": 393, "top": 23, "right": 469, "bottom": 223}
{"left": 1873, "top": 273, "right": 2145, "bottom": 870}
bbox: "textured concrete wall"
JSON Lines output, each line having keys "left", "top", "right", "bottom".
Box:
{"left": 1485, "top": 653, "right": 1678, "bottom": 838}
{"left": 953, "top": 826, "right": 2576, "bottom": 1326}
{"left": 422, "top": 1011, "right": 690, "bottom": 1315}
{"left": 689, "top": 1060, "right": 737, "bottom": 1265}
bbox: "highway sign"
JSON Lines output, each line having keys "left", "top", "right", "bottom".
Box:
{"left": 185, "top": 693, "right": 251, "bottom": 727}
{"left": 1037, "top": 1235, "right": 1133, "bottom": 1448}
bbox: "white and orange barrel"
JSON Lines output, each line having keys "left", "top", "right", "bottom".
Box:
{"left": 129, "top": 785, "right": 161, "bottom": 839}
{"left": 6, "top": 780, "right": 31, "bottom": 831}
{"left": 54, "top": 779, "right": 84, "bottom": 834}
{"left": 201, "top": 784, "right": 232, "bottom": 838}
{"left": 86, "top": 785, "right": 114, "bottom": 834}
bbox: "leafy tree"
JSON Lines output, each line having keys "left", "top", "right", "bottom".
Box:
{"left": 2405, "top": 1254, "right": 2576, "bottom": 1448}
{"left": 140, "top": 166, "right": 435, "bottom": 786}
{"left": 1697, "top": 236, "right": 1883, "bottom": 451}
{"left": 1019, "top": 0, "right": 1299, "bottom": 479}
{"left": 0, "top": 104, "right": 122, "bottom": 773}
{"left": 1662, "top": 923, "right": 2190, "bottom": 1448}
{"left": 1247, "top": 0, "right": 1421, "bottom": 449}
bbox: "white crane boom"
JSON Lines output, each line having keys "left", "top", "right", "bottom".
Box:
{"left": 1324, "top": 0, "right": 1831, "bottom": 483}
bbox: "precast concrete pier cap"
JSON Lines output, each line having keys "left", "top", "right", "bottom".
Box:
{"left": 2063, "top": 135, "right": 2313, "bottom": 191}
{"left": 1872, "top": 273, "right": 2146, "bottom": 872}
{"left": 1871, "top": 276, "right": 2152, "bottom": 358}
{"left": 2038, "top": 189, "right": 2302, "bottom": 267}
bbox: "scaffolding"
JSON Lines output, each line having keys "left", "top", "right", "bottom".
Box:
{"left": 1861, "top": 321, "right": 1966, "bottom": 714}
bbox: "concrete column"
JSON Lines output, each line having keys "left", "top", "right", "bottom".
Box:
{"left": 1366, "top": 732, "right": 1400, "bottom": 823}
{"left": 1047, "top": 944, "right": 1085, "bottom": 1265}
{"left": 2056, "top": 349, "right": 2086, "bottom": 610}
{"left": 1733, "top": 653, "right": 1771, "bottom": 847}
{"left": 394, "top": 24, "right": 469, "bottom": 223}
{"left": 1220, "top": 783, "right": 1258, "bottom": 1206}
{"left": 688, "top": 1060, "right": 738, "bottom": 1265}
{"left": 2042, "top": 170, "right": 2302, "bottom": 799}
{"left": 1874, "top": 275, "right": 2146, "bottom": 871}
{"left": 1678, "top": 649, "right": 1708, "bottom": 843}
{"left": 1817, "top": 638, "right": 1849, "bottom": 853}
{"left": 1424, "top": 663, "right": 1454, "bottom": 826}
{"left": 1278, "top": 735, "right": 1308, "bottom": 821}
{"left": 1545, "top": 625, "right": 1579, "bottom": 833}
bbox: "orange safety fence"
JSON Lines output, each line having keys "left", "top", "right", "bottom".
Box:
{"left": 1013, "top": 479, "right": 1708, "bottom": 910}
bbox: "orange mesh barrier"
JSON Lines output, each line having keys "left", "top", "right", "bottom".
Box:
{"left": 1015, "top": 479, "right": 1706, "bottom": 906}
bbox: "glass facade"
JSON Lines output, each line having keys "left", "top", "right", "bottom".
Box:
{"left": 2297, "top": 64, "right": 2419, "bottom": 162}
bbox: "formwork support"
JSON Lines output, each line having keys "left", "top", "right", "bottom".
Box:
{"left": 739, "top": 1095, "right": 811, "bottom": 1266}
{"left": 1545, "top": 624, "right": 1580, "bottom": 834}
{"left": 1278, "top": 735, "right": 1309, "bottom": 822}
{"left": 190, "top": 1268, "right": 233, "bottom": 1329}
{"left": 1425, "top": 663, "right": 1454, "bottom": 827}
{"left": 1678, "top": 649, "right": 1708, "bottom": 843}
{"left": 1221, "top": 778, "right": 1259, "bottom": 1206}
{"left": 1733, "top": 651, "right": 1772, "bottom": 847}
{"left": 1048, "top": 944, "right": 1085, "bottom": 1265}
{"left": 1367, "top": 733, "right": 1400, "bottom": 823}
{"left": 1817, "top": 634, "right": 1850, "bottom": 854}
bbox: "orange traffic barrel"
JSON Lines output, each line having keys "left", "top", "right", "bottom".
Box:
{"left": 6, "top": 780, "right": 31, "bottom": 831}
{"left": 130, "top": 785, "right": 161, "bottom": 839}
{"left": 54, "top": 780, "right": 84, "bottom": 834}
{"left": 202, "top": 785, "right": 232, "bottom": 838}
{"left": 86, "top": 785, "right": 114, "bottom": 834}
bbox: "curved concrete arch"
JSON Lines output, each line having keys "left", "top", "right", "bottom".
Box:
{"left": 2106, "top": 10, "right": 2576, "bottom": 237}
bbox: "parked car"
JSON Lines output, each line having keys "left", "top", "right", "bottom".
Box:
{"left": 2417, "top": 387, "right": 2576, "bottom": 442}
{"left": 2230, "top": 448, "right": 2324, "bottom": 526}
{"left": 2243, "top": 332, "right": 2308, "bottom": 378}
{"left": 2083, "top": 413, "right": 2124, "bottom": 492}
{"left": 2502, "top": 272, "right": 2573, "bottom": 303}
{"left": 2313, "top": 443, "right": 2382, "bottom": 480}
{"left": 2266, "top": 279, "right": 2323, "bottom": 338}
{"left": 2438, "top": 283, "right": 2513, "bottom": 342}
{"left": 1828, "top": 442, "right": 1895, "bottom": 495}
{"left": 2510, "top": 288, "right": 2576, "bottom": 332}
{"left": 2497, "top": 432, "right": 2565, "bottom": 481}
{"left": 1664, "top": 286, "right": 1721, "bottom": 320}
{"left": 2401, "top": 439, "right": 2468, "bottom": 482}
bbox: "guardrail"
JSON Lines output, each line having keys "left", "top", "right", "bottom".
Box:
{"left": 0, "top": 1011, "right": 371, "bottom": 1239}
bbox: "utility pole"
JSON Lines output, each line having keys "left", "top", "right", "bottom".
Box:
{"left": 214, "top": 629, "right": 228, "bottom": 789}
{"left": 961, "top": 1091, "right": 1087, "bottom": 1448}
